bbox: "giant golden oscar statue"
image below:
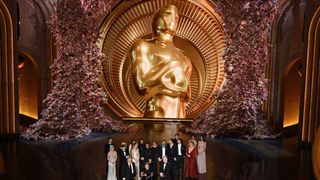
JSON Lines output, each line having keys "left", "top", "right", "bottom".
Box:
{"left": 129, "top": 5, "right": 192, "bottom": 119}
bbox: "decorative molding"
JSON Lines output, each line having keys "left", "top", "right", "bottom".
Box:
{"left": 17, "top": 0, "right": 56, "bottom": 119}
{"left": 268, "top": 0, "right": 307, "bottom": 131}
{"left": 0, "top": 0, "right": 16, "bottom": 134}
{"left": 301, "top": 6, "right": 320, "bottom": 143}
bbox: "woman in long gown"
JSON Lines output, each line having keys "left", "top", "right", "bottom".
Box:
{"left": 197, "top": 136, "right": 207, "bottom": 180}
{"left": 107, "top": 145, "right": 118, "bottom": 180}
{"left": 185, "top": 141, "right": 199, "bottom": 179}
{"left": 131, "top": 142, "right": 140, "bottom": 180}
{"left": 129, "top": 140, "right": 136, "bottom": 157}
{"left": 188, "top": 135, "right": 197, "bottom": 147}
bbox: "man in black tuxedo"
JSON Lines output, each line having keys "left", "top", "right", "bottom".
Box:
{"left": 145, "top": 143, "right": 152, "bottom": 161}
{"left": 104, "top": 137, "right": 115, "bottom": 153}
{"left": 118, "top": 143, "right": 129, "bottom": 178}
{"left": 173, "top": 138, "right": 185, "bottom": 180}
{"left": 167, "top": 139, "right": 175, "bottom": 163}
{"left": 139, "top": 139, "right": 146, "bottom": 171}
{"left": 172, "top": 133, "right": 181, "bottom": 145}
{"left": 159, "top": 140, "right": 168, "bottom": 162}
{"left": 151, "top": 142, "right": 160, "bottom": 178}
{"left": 104, "top": 137, "right": 114, "bottom": 176}
{"left": 121, "top": 157, "right": 136, "bottom": 180}
{"left": 141, "top": 162, "right": 154, "bottom": 180}
{"left": 159, "top": 156, "right": 172, "bottom": 180}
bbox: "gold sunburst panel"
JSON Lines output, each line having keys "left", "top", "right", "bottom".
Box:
{"left": 99, "top": 0, "right": 226, "bottom": 119}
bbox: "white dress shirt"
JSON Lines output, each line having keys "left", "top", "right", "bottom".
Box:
{"left": 162, "top": 146, "right": 166, "bottom": 157}
{"left": 178, "top": 144, "right": 182, "bottom": 155}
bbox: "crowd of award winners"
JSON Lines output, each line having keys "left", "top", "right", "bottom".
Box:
{"left": 104, "top": 134, "right": 207, "bottom": 180}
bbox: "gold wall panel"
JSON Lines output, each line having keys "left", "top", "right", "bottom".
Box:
{"left": 301, "top": 6, "right": 320, "bottom": 143}
{"left": 0, "top": 0, "right": 16, "bottom": 134}
{"left": 313, "top": 128, "right": 320, "bottom": 179}
{"left": 99, "top": 0, "right": 225, "bottom": 119}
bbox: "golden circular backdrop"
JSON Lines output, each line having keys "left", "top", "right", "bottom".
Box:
{"left": 99, "top": 0, "right": 225, "bottom": 119}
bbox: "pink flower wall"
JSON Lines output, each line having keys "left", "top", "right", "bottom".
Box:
{"left": 22, "top": 0, "right": 278, "bottom": 140}
{"left": 21, "top": 0, "right": 126, "bottom": 140}
{"left": 191, "top": 0, "right": 278, "bottom": 138}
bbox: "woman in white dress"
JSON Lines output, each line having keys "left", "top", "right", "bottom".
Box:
{"left": 131, "top": 142, "right": 140, "bottom": 180}
{"left": 129, "top": 140, "right": 136, "bottom": 157}
{"left": 107, "top": 145, "right": 117, "bottom": 180}
{"left": 197, "top": 136, "right": 207, "bottom": 180}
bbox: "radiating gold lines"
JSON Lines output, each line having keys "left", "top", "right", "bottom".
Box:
{"left": 99, "top": 0, "right": 226, "bottom": 118}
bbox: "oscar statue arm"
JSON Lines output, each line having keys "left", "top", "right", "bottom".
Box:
{"left": 185, "top": 56, "right": 192, "bottom": 102}
{"left": 142, "top": 60, "right": 175, "bottom": 84}
{"left": 130, "top": 40, "right": 150, "bottom": 96}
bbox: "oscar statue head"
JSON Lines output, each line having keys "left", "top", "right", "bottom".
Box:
{"left": 152, "top": 5, "right": 179, "bottom": 40}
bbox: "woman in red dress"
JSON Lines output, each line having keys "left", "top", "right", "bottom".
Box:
{"left": 185, "top": 141, "right": 199, "bottom": 179}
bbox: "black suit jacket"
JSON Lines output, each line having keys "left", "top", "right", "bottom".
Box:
{"left": 151, "top": 146, "right": 160, "bottom": 161}
{"left": 159, "top": 145, "right": 169, "bottom": 159}
{"left": 167, "top": 145, "right": 175, "bottom": 162}
{"left": 144, "top": 148, "right": 152, "bottom": 160}
{"left": 159, "top": 162, "right": 172, "bottom": 180}
{"left": 141, "top": 168, "right": 153, "bottom": 180}
{"left": 139, "top": 144, "right": 146, "bottom": 158}
{"left": 121, "top": 162, "right": 136, "bottom": 180}
{"left": 173, "top": 143, "right": 186, "bottom": 158}
{"left": 172, "top": 139, "right": 183, "bottom": 145}
{"left": 118, "top": 149, "right": 129, "bottom": 165}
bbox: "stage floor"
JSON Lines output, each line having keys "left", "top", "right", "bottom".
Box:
{"left": 0, "top": 123, "right": 315, "bottom": 180}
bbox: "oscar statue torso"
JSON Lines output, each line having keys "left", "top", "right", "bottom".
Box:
{"left": 130, "top": 39, "right": 192, "bottom": 118}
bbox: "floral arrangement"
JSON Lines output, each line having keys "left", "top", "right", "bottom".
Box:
{"left": 190, "top": 0, "right": 279, "bottom": 138}
{"left": 21, "top": 0, "right": 126, "bottom": 140}
{"left": 21, "top": 0, "right": 278, "bottom": 140}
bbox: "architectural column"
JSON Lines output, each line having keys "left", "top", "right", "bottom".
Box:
{"left": 300, "top": 6, "right": 320, "bottom": 144}
{"left": 0, "top": 0, "right": 18, "bottom": 136}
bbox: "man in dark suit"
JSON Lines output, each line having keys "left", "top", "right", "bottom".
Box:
{"left": 151, "top": 142, "right": 160, "bottom": 178}
{"left": 159, "top": 156, "right": 172, "bottom": 180}
{"left": 145, "top": 143, "right": 152, "bottom": 161}
{"left": 104, "top": 137, "right": 115, "bottom": 153}
{"left": 121, "top": 157, "right": 136, "bottom": 180}
{"left": 118, "top": 142, "right": 129, "bottom": 178}
{"left": 139, "top": 139, "right": 146, "bottom": 171}
{"left": 173, "top": 138, "right": 186, "bottom": 180}
{"left": 172, "top": 133, "right": 181, "bottom": 145}
{"left": 141, "top": 162, "right": 154, "bottom": 180}
{"left": 104, "top": 137, "right": 114, "bottom": 176}
{"left": 167, "top": 139, "right": 175, "bottom": 163}
{"left": 159, "top": 140, "right": 168, "bottom": 162}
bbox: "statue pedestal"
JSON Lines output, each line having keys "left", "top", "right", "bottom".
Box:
{"left": 122, "top": 117, "right": 193, "bottom": 123}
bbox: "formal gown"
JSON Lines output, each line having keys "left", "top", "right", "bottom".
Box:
{"left": 197, "top": 141, "right": 206, "bottom": 174}
{"left": 184, "top": 147, "right": 199, "bottom": 179}
{"left": 188, "top": 139, "right": 197, "bottom": 147}
{"left": 107, "top": 151, "right": 117, "bottom": 180}
{"left": 131, "top": 148, "right": 140, "bottom": 180}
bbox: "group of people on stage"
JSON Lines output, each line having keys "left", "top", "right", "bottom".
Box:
{"left": 104, "top": 134, "right": 207, "bottom": 180}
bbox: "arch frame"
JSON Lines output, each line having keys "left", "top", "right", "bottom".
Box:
{"left": 268, "top": 0, "right": 307, "bottom": 132}
{"left": 300, "top": 6, "right": 320, "bottom": 144}
{"left": 17, "top": 0, "right": 56, "bottom": 120}
{"left": 0, "top": 0, "right": 17, "bottom": 135}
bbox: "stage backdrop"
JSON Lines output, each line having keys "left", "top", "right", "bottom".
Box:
{"left": 22, "top": 0, "right": 126, "bottom": 140}
{"left": 191, "top": 0, "right": 278, "bottom": 138}
{"left": 22, "top": 0, "right": 278, "bottom": 140}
